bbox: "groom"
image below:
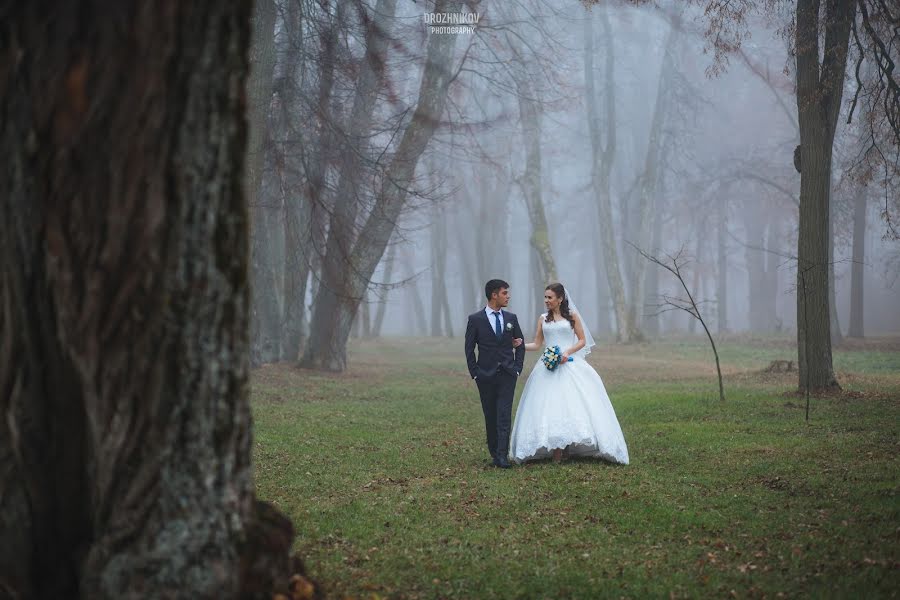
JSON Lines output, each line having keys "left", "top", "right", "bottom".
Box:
{"left": 464, "top": 279, "right": 525, "bottom": 469}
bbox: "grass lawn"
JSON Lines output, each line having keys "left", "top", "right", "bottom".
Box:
{"left": 252, "top": 335, "right": 900, "bottom": 599}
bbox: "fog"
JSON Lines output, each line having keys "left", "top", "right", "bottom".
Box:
{"left": 248, "top": 0, "right": 900, "bottom": 364}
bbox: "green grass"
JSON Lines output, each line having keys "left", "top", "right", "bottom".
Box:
{"left": 252, "top": 336, "right": 900, "bottom": 599}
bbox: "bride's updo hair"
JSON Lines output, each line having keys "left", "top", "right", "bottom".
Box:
{"left": 545, "top": 283, "right": 575, "bottom": 329}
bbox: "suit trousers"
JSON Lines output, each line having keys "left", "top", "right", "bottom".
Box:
{"left": 476, "top": 370, "right": 517, "bottom": 459}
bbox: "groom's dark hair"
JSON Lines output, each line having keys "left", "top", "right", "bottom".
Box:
{"left": 484, "top": 279, "right": 509, "bottom": 300}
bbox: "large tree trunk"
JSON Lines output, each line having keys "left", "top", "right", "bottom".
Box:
{"left": 0, "top": 3, "right": 293, "bottom": 598}
{"left": 848, "top": 187, "right": 866, "bottom": 337}
{"left": 584, "top": 6, "right": 634, "bottom": 342}
{"left": 794, "top": 0, "right": 853, "bottom": 391}
{"left": 309, "top": 0, "right": 397, "bottom": 349}
{"left": 248, "top": 0, "right": 281, "bottom": 366}
{"left": 302, "top": 0, "right": 461, "bottom": 370}
{"left": 247, "top": 0, "right": 278, "bottom": 204}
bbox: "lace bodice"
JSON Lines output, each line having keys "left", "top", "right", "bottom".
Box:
{"left": 541, "top": 317, "right": 577, "bottom": 351}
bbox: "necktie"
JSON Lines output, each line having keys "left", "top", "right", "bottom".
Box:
{"left": 493, "top": 311, "right": 502, "bottom": 338}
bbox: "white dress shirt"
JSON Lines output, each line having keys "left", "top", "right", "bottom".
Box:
{"left": 485, "top": 306, "right": 504, "bottom": 332}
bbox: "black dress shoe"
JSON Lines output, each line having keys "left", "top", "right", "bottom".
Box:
{"left": 496, "top": 457, "right": 511, "bottom": 469}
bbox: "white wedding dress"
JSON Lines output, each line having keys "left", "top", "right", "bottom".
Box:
{"left": 509, "top": 317, "right": 629, "bottom": 464}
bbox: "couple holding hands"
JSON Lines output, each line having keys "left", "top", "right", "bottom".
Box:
{"left": 464, "top": 279, "right": 629, "bottom": 469}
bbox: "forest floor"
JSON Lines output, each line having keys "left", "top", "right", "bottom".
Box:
{"left": 252, "top": 335, "right": 900, "bottom": 599}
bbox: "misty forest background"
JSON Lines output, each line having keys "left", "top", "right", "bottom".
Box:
{"left": 246, "top": 0, "right": 899, "bottom": 378}
{"left": 6, "top": 0, "right": 898, "bottom": 598}
{"left": 240, "top": 1, "right": 900, "bottom": 596}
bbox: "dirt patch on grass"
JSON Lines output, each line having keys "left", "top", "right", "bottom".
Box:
{"left": 586, "top": 349, "right": 743, "bottom": 384}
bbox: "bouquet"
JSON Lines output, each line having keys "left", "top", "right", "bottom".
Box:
{"left": 541, "top": 345, "right": 573, "bottom": 371}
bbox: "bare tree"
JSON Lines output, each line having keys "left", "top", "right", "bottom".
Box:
{"left": 0, "top": 3, "right": 296, "bottom": 597}
{"left": 584, "top": 5, "right": 635, "bottom": 341}
{"left": 635, "top": 246, "right": 726, "bottom": 403}
{"left": 302, "top": 0, "right": 464, "bottom": 370}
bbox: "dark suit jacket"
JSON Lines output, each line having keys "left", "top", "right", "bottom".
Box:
{"left": 464, "top": 309, "right": 526, "bottom": 379}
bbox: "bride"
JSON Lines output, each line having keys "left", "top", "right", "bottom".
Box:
{"left": 509, "top": 283, "right": 629, "bottom": 465}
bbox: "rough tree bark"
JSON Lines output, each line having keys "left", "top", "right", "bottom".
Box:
{"left": 302, "top": 0, "right": 461, "bottom": 370}
{"left": 795, "top": 0, "right": 853, "bottom": 391}
{"left": 584, "top": 6, "right": 634, "bottom": 342}
{"left": 848, "top": 187, "right": 866, "bottom": 337}
{"left": 0, "top": 3, "right": 294, "bottom": 598}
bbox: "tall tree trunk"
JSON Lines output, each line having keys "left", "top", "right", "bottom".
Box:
{"left": 312, "top": 0, "right": 397, "bottom": 352}
{"left": 280, "top": 0, "right": 312, "bottom": 361}
{"left": 848, "top": 187, "right": 866, "bottom": 337}
{"left": 438, "top": 206, "right": 454, "bottom": 337}
{"left": 628, "top": 19, "right": 680, "bottom": 341}
{"left": 717, "top": 196, "right": 729, "bottom": 333}
{"left": 431, "top": 207, "right": 446, "bottom": 337}
{"left": 828, "top": 195, "right": 844, "bottom": 344}
{"left": 746, "top": 211, "right": 767, "bottom": 331}
{"left": 765, "top": 219, "right": 782, "bottom": 331}
{"left": 644, "top": 179, "right": 665, "bottom": 338}
{"left": 248, "top": 0, "right": 281, "bottom": 366}
{"left": 403, "top": 245, "right": 429, "bottom": 336}
{"left": 794, "top": 0, "right": 853, "bottom": 391}
{"left": 301, "top": 0, "right": 461, "bottom": 370}
{"left": 0, "top": 3, "right": 293, "bottom": 598}
{"left": 362, "top": 292, "right": 372, "bottom": 338}
{"left": 476, "top": 172, "right": 512, "bottom": 283}
{"left": 514, "top": 71, "right": 557, "bottom": 283}
{"left": 282, "top": 195, "right": 311, "bottom": 360}
{"left": 455, "top": 209, "right": 480, "bottom": 311}
{"left": 584, "top": 6, "right": 633, "bottom": 342}
{"left": 247, "top": 0, "right": 278, "bottom": 204}
{"left": 251, "top": 203, "right": 283, "bottom": 364}
{"left": 688, "top": 220, "right": 704, "bottom": 335}
{"left": 371, "top": 240, "right": 396, "bottom": 337}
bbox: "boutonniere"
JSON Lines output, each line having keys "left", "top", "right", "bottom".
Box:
{"left": 505, "top": 322, "right": 513, "bottom": 331}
